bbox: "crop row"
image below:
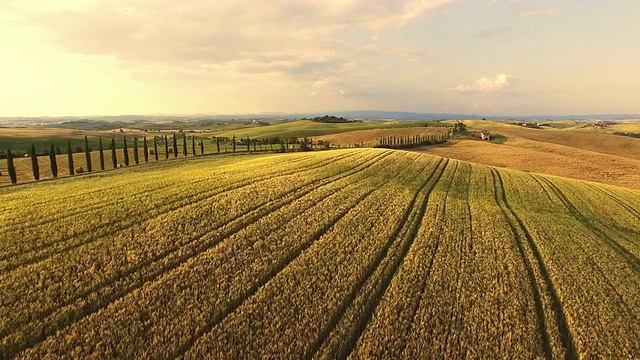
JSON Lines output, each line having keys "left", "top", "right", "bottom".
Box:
{"left": 1, "top": 150, "right": 381, "bottom": 357}
{"left": 6, "top": 150, "right": 402, "bottom": 358}
{"left": 2, "top": 148, "right": 640, "bottom": 358}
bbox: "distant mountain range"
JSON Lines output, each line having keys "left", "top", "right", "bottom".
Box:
{"left": 1, "top": 111, "right": 639, "bottom": 126}
{"left": 324, "top": 111, "right": 640, "bottom": 121}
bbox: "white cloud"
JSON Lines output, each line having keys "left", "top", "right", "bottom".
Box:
{"left": 519, "top": 8, "right": 557, "bottom": 17}
{"left": 450, "top": 73, "right": 516, "bottom": 93}
{"left": 9, "top": 0, "right": 444, "bottom": 92}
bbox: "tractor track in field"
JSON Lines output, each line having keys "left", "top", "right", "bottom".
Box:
{"left": 1, "top": 152, "right": 360, "bottom": 273}
{"left": 168, "top": 152, "right": 407, "bottom": 359}
{"left": 537, "top": 176, "right": 640, "bottom": 276}
{"left": 396, "top": 160, "right": 458, "bottom": 356}
{"left": 0, "top": 153, "right": 319, "bottom": 217}
{"left": 0, "top": 152, "right": 336, "bottom": 246}
{"left": 584, "top": 183, "right": 640, "bottom": 220}
{"left": 306, "top": 157, "right": 448, "bottom": 360}
{"left": 2, "top": 151, "right": 392, "bottom": 359}
{"left": 492, "top": 168, "right": 578, "bottom": 360}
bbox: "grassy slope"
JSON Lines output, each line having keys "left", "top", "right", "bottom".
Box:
{"left": 1, "top": 149, "right": 639, "bottom": 358}
{"left": 0, "top": 119, "right": 437, "bottom": 157}
{"left": 457, "top": 120, "right": 640, "bottom": 160}
{"left": 207, "top": 120, "right": 442, "bottom": 139}
{"left": 314, "top": 126, "right": 450, "bottom": 147}
{"left": 420, "top": 120, "right": 640, "bottom": 189}
{"left": 0, "top": 128, "right": 151, "bottom": 154}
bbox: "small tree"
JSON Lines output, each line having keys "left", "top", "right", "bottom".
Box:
{"left": 199, "top": 138, "right": 204, "bottom": 155}
{"left": 247, "top": 137, "right": 250, "bottom": 152}
{"left": 191, "top": 136, "right": 196, "bottom": 156}
{"left": 7, "top": 149, "right": 17, "bottom": 184}
{"left": 143, "top": 137, "right": 149, "bottom": 163}
{"left": 232, "top": 135, "right": 236, "bottom": 153}
{"left": 182, "top": 134, "right": 187, "bottom": 157}
{"left": 84, "top": 136, "right": 92, "bottom": 172}
{"left": 111, "top": 138, "right": 117, "bottom": 168}
{"left": 123, "top": 136, "right": 129, "bottom": 166}
{"left": 98, "top": 138, "right": 105, "bottom": 171}
{"left": 49, "top": 142, "right": 58, "bottom": 177}
{"left": 30, "top": 144, "right": 40, "bottom": 181}
{"left": 164, "top": 135, "right": 169, "bottom": 159}
{"left": 153, "top": 136, "right": 159, "bottom": 161}
{"left": 172, "top": 133, "right": 178, "bottom": 158}
{"left": 67, "top": 140, "right": 75, "bottom": 175}
{"left": 133, "top": 137, "right": 139, "bottom": 165}
{"left": 300, "top": 138, "right": 310, "bottom": 151}
{"left": 216, "top": 137, "right": 220, "bottom": 153}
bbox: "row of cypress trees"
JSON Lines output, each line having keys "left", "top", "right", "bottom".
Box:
{"left": 4, "top": 133, "right": 208, "bottom": 185}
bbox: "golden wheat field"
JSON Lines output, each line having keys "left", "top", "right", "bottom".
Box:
{"left": 1, "top": 149, "right": 639, "bottom": 358}
{"left": 418, "top": 121, "right": 640, "bottom": 189}
{"left": 457, "top": 120, "right": 640, "bottom": 160}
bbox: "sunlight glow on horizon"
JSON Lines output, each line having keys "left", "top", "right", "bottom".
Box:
{"left": 1, "top": 0, "right": 639, "bottom": 117}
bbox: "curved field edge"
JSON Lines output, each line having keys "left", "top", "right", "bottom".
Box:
{"left": 0, "top": 148, "right": 639, "bottom": 359}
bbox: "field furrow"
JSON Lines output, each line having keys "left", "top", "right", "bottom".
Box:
{"left": 349, "top": 160, "right": 459, "bottom": 358}
{"left": 180, "top": 154, "right": 431, "bottom": 359}
{"left": 492, "top": 168, "right": 572, "bottom": 359}
{"left": 498, "top": 169, "right": 640, "bottom": 357}
{"left": 0, "top": 152, "right": 353, "bottom": 271}
{"left": 15, "top": 151, "right": 405, "bottom": 359}
{"left": 310, "top": 157, "right": 448, "bottom": 359}
{"left": 400, "top": 162, "right": 490, "bottom": 358}
{"left": 1, "top": 150, "right": 386, "bottom": 357}
{"left": 1, "top": 147, "right": 638, "bottom": 359}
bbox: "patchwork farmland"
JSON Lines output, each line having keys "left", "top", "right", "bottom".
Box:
{"left": 1, "top": 149, "right": 639, "bottom": 358}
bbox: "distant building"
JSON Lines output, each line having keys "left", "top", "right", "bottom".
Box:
{"left": 476, "top": 130, "right": 491, "bottom": 140}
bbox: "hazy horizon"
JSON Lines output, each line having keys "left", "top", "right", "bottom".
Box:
{"left": 1, "top": 1, "right": 639, "bottom": 117}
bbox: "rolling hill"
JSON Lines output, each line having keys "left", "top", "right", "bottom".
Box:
{"left": 419, "top": 120, "right": 640, "bottom": 189}
{"left": 1, "top": 149, "right": 639, "bottom": 358}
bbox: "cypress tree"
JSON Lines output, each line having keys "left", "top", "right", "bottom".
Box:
{"left": 164, "top": 135, "right": 169, "bottom": 159}
{"left": 247, "top": 137, "right": 250, "bottom": 152}
{"left": 30, "top": 144, "right": 40, "bottom": 181}
{"left": 216, "top": 137, "right": 220, "bottom": 153}
{"left": 7, "top": 149, "right": 17, "bottom": 184}
{"left": 199, "top": 138, "right": 204, "bottom": 155}
{"left": 84, "top": 136, "right": 92, "bottom": 172}
{"left": 123, "top": 136, "right": 129, "bottom": 166}
{"left": 232, "top": 135, "right": 236, "bottom": 153}
{"left": 143, "top": 137, "right": 149, "bottom": 163}
{"left": 67, "top": 140, "right": 75, "bottom": 175}
{"left": 191, "top": 136, "right": 196, "bottom": 156}
{"left": 172, "top": 133, "right": 178, "bottom": 158}
{"left": 153, "top": 137, "right": 159, "bottom": 161}
{"left": 49, "top": 142, "right": 58, "bottom": 177}
{"left": 133, "top": 137, "right": 139, "bottom": 165}
{"left": 98, "top": 138, "right": 105, "bottom": 170}
{"left": 182, "top": 134, "right": 187, "bottom": 157}
{"left": 111, "top": 138, "right": 117, "bottom": 168}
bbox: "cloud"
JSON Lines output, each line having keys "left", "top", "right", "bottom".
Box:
{"left": 519, "top": 8, "right": 557, "bottom": 17}
{"left": 11, "top": 0, "right": 448, "bottom": 92}
{"left": 450, "top": 73, "right": 516, "bottom": 93}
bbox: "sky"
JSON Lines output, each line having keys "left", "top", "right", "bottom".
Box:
{"left": 1, "top": 0, "right": 639, "bottom": 117}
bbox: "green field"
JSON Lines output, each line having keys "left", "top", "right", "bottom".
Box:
{"left": 1, "top": 149, "right": 639, "bottom": 358}
{"left": 207, "top": 119, "right": 444, "bottom": 139}
{"left": 0, "top": 140, "right": 303, "bottom": 187}
{"left": 0, "top": 119, "right": 446, "bottom": 158}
